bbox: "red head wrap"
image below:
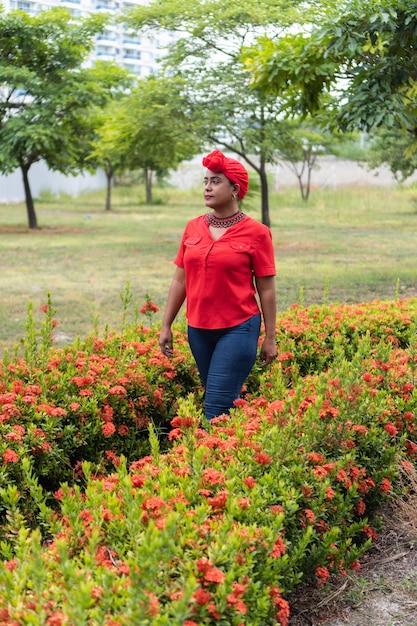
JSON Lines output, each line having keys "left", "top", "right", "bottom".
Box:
{"left": 202, "top": 149, "right": 249, "bottom": 200}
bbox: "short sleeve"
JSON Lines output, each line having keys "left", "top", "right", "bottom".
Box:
{"left": 251, "top": 227, "right": 276, "bottom": 277}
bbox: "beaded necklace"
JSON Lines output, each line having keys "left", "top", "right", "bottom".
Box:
{"left": 206, "top": 210, "right": 245, "bottom": 228}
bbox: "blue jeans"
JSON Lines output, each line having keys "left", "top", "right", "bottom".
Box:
{"left": 188, "top": 314, "right": 261, "bottom": 420}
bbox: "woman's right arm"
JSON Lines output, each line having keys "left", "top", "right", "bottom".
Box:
{"left": 159, "top": 266, "right": 186, "bottom": 356}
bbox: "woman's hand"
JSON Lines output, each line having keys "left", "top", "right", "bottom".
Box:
{"left": 259, "top": 335, "right": 277, "bottom": 366}
{"left": 159, "top": 328, "right": 174, "bottom": 357}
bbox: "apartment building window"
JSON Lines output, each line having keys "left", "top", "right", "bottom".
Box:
{"left": 16, "top": 1, "right": 35, "bottom": 11}
{"left": 123, "top": 49, "right": 141, "bottom": 60}
{"left": 95, "top": 1, "right": 116, "bottom": 10}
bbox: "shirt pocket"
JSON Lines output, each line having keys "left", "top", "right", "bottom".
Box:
{"left": 230, "top": 241, "right": 252, "bottom": 253}
{"left": 184, "top": 236, "right": 202, "bottom": 246}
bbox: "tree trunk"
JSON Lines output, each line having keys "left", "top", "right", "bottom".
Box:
{"left": 20, "top": 163, "right": 38, "bottom": 229}
{"left": 259, "top": 156, "right": 270, "bottom": 228}
{"left": 145, "top": 167, "right": 153, "bottom": 204}
{"left": 105, "top": 161, "right": 113, "bottom": 211}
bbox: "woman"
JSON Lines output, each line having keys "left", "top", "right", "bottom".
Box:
{"left": 159, "top": 149, "right": 277, "bottom": 420}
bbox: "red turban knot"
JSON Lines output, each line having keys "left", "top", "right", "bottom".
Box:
{"left": 202, "top": 150, "right": 249, "bottom": 200}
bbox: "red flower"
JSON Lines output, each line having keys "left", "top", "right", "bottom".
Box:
{"left": 108, "top": 385, "right": 127, "bottom": 396}
{"left": 307, "top": 452, "right": 326, "bottom": 464}
{"left": 46, "top": 611, "right": 67, "bottom": 625}
{"left": 144, "top": 591, "right": 159, "bottom": 616}
{"left": 320, "top": 485, "right": 333, "bottom": 499}
{"left": 379, "top": 477, "right": 391, "bottom": 492}
{"left": 270, "top": 536, "right": 287, "bottom": 558}
{"left": 253, "top": 451, "right": 272, "bottom": 465}
{"left": 140, "top": 300, "right": 159, "bottom": 314}
{"left": 302, "top": 508, "right": 316, "bottom": 523}
{"left": 131, "top": 474, "right": 146, "bottom": 488}
{"left": 207, "top": 603, "right": 221, "bottom": 619}
{"left": 3, "top": 449, "right": 19, "bottom": 464}
{"left": 193, "top": 587, "right": 211, "bottom": 605}
{"left": 204, "top": 566, "right": 226, "bottom": 584}
{"left": 355, "top": 499, "right": 366, "bottom": 515}
{"left": 207, "top": 490, "right": 228, "bottom": 509}
{"left": 243, "top": 476, "right": 257, "bottom": 489}
{"left": 196, "top": 557, "right": 213, "bottom": 574}
{"left": 101, "top": 422, "right": 116, "bottom": 437}
{"left": 168, "top": 428, "right": 182, "bottom": 441}
{"left": 91, "top": 585, "right": 103, "bottom": 600}
{"left": 80, "top": 509, "right": 94, "bottom": 525}
{"left": 315, "top": 566, "right": 330, "bottom": 585}
{"left": 384, "top": 421, "right": 398, "bottom": 436}
{"left": 201, "top": 468, "right": 226, "bottom": 486}
{"left": 142, "top": 497, "right": 167, "bottom": 514}
{"left": 227, "top": 593, "right": 247, "bottom": 614}
{"left": 269, "top": 586, "right": 290, "bottom": 626}
{"left": 170, "top": 415, "right": 196, "bottom": 429}
{"left": 5, "top": 425, "right": 25, "bottom": 441}
{"left": 362, "top": 525, "right": 378, "bottom": 540}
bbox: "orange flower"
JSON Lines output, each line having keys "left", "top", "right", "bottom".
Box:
{"left": 379, "top": 477, "right": 391, "bottom": 492}
{"left": 193, "top": 587, "right": 211, "bottom": 605}
{"left": 207, "top": 490, "right": 228, "bottom": 510}
{"left": 315, "top": 566, "right": 330, "bottom": 585}
{"left": 362, "top": 525, "right": 378, "bottom": 540}
{"left": 243, "top": 476, "right": 257, "bottom": 489}
{"left": 108, "top": 385, "right": 127, "bottom": 396}
{"left": 46, "top": 611, "right": 67, "bottom": 625}
{"left": 384, "top": 421, "right": 398, "bottom": 436}
{"left": 101, "top": 422, "right": 116, "bottom": 437}
{"left": 253, "top": 451, "right": 272, "bottom": 465}
{"left": 144, "top": 591, "right": 159, "bottom": 616}
{"left": 140, "top": 300, "right": 159, "bottom": 314}
{"left": 204, "top": 566, "right": 226, "bottom": 584}
{"left": 201, "top": 468, "right": 226, "bottom": 486}
{"left": 270, "top": 536, "right": 287, "bottom": 558}
{"left": 3, "top": 449, "right": 19, "bottom": 464}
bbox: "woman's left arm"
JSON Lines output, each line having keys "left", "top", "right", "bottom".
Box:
{"left": 255, "top": 275, "right": 277, "bottom": 365}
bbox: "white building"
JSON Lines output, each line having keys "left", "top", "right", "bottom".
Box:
{"left": 4, "top": 0, "right": 175, "bottom": 76}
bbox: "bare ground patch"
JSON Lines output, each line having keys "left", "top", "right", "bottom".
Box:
{"left": 289, "top": 471, "right": 417, "bottom": 626}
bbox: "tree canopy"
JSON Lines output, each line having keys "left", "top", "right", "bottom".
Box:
{"left": 94, "top": 76, "right": 202, "bottom": 205}
{"left": 124, "top": 0, "right": 305, "bottom": 226}
{"left": 243, "top": 0, "right": 417, "bottom": 134}
{"left": 0, "top": 8, "right": 127, "bottom": 228}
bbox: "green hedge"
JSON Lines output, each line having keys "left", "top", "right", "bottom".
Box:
{"left": 0, "top": 297, "right": 416, "bottom": 624}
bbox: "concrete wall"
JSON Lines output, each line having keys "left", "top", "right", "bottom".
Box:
{"left": 2, "top": 155, "right": 416, "bottom": 204}
{"left": 170, "top": 155, "right": 417, "bottom": 191}
{"left": 0, "top": 162, "right": 107, "bottom": 204}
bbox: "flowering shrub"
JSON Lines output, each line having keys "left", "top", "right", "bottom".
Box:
{"left": 0, "top": 300, "right": 200, "bottom": 525}
{"left": 0, "top": 296, "right": 416, "bottom": 624}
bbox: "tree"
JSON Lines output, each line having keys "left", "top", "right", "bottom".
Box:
{"left": 83, "top": 65, "right": 136, "bottom": 211}
{"left": 124, "top": 0, "right": 304, "bottom": 226}
{"left": 244, "top": 0, "right": 417, "bottom": 135}
{"left": 96, "top": 76, "right": 202, "bottom": 204}
{"left": 0, "top": 8, "right": 113, "bottom": 229}
{"left": 366, "top": 127, "right": 417, "bottom": 182}
{"left": 274, "top": 115, "right": 358, "bottom": 200}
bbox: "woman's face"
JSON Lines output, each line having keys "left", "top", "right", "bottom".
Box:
{"left": 203, "top": 169, "right": 238, "bottom": 210}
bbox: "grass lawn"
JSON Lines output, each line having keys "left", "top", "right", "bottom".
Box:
{"left": 0, "top": 181, "right": 416, "bottom": 355}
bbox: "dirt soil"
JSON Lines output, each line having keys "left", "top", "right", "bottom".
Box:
{"left": 288, "top": 506, "right": 417, "bottom": 626}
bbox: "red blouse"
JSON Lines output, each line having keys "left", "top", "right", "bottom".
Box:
{"left": 174, "top": 214, "right": 276, "bottom": 329}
